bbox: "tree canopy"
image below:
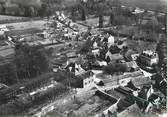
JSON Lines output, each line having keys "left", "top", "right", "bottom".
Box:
{"left": 102, "top": 62, "right": 127, "bottom": 75}
{"left": 15, "top": 44, "right": 51, "bottom": 80}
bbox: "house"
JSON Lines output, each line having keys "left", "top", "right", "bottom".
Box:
{"left": 124, "top": 49, "right": 138, "bottom": 61}
{"left": 138, "top": 50, "right": 159, "bottom": 66}
{"left": 125, "top": 61, "right": 139, "bottom": 72}
{"left": 93, "top": 41, "right": 98, "bottom": 48}
{"left": 103, "top": 98, "right": 120, "bottom": 115}
{"left": 132, "top": 7, "right": 145, "bottom": 14}
{"left": 66, "top": 62, "right": 85, "bottom": 75}
{"left": 66, "top": 52, "right": 78, "bottom": 63}
{"left": 131, "top": 54, "right": 139, "bottom": 61}
{"left": 159, "top": 79, "right": 167, "bottom": 96}
{"left": 92, "top": 48, "right": 100, "bottom": 58}
{"left": 106, "top": 89, "right": 127, "bottom": 100}
{"left": 131, "top": 76, "right": 152, "bottom": 88}
{"left": 76, "top": 70, "right": 94, "bottom": 88}
{"left": 137, "top": 85, "right": 154, "bottom": 100}
{"left": 117, "top": 103, "right": 142, "bottom": 117}
{"left": 117, "top": 41, "right": 127, "bottom": 50}
{"left": 105, "top": 52, "right": 123, "bottom": 62}
{"left": 95, "top": 70, "right": 145, "bottom": 87}
{"left": 108, "top": 35, "right": 115, "bottom": 48}
{"left": 0, "top": 25, "right": 10, "bottom": 32}
{"left": 0, "top": 83, "right": 8, "bottom": 91}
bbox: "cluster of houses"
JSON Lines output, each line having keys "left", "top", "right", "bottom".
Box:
{"left": 0, "top": 7, "right": 166, "bottom": 116}
{"left": 53, "top": 23, "right": 167, "bottom": 116}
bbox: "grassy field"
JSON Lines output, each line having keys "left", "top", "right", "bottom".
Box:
{"left": 120, "top": 0, "right": 167, "bottom": 13}
{"left": 3, "top": 20, "right": 47, "bottom": 30}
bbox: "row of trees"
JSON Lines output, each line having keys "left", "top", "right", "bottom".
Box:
{"left": 67, "top": 0, "right": 122, "bottom": 27}
{"left": 0, "top": 63, "right": 18, "bottom": 85}
{"left": 156, "top": 37, "right": 167, "bottom": 78}
{"left": 54, "top": 70, "right": 83, "bottom": 88}
{"left": 0, "top": 3, "right": 51, "bottom": 17}
{"left": 102, "top": 62, "right": 127, "bottom": 75}
{"left": 15, "top": 44, "right": 52, "bottom": 80}
{"left": 0, "top": 43, "right": 52, "bottom": 85}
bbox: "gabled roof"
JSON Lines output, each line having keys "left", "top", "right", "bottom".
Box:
{"left": 117, "top": 98, "right": 134, "bottom": 112}
{"left": 117, "top": 103, "right": 142, "bottom": 117}
{"left": 131, "top": 76, "right": 152, "bottom": 87}
{"left": 66, "top": 52, "right": 77, "bottom": 58}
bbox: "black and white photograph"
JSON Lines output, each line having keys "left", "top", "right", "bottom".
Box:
{"left": 0, "top": 0, "right": 166, "bottom": 117}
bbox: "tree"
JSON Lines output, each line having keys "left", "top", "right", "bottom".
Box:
{"left": 67, "top": 0, "right": 87, "bottom": 21}
{"left": 28, "top": 6, "right": 36, "bottom": 17}
{"left": 109, "top": 13, "right": 114, "bottom": 25}
{"left": 15, "top": 44, "right": 52, "bottom": 80}
{"left": 0, "top": 63, "right": 18, "bottom": 85}
{"left": 94, "top": 1, "right": 109, "bottom": 28}
{"left": 156, "top": 38, "right": 167, "bottom": 78}
{"left": 39, "top": 3, "right": 48, "bottom": 17}
{"left": 79, "top": 0, "right": 87, "bottom": 21}
{"left": 1, "top": 3, "right": 6, "bottom": 15}
{"left": 143, "top": 16, "right": 160, "bottom": 33}
{"left": 158, "top": 14, "right": 167, "bottom": 33}
{"left": 134, "top": 12, "right": 144, "bottom": 30}
{"left": 103, "top": 62, "right": 127, "bottom": 75}
{"left": 107, "top": 0, "right": 122, "bottom": 15}
{"left": 79, "top": 37, "right": 93, "bottom": 54}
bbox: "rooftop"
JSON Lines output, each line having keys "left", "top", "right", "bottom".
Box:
{"left": 131, "top": 76, "right": 152, "bottom": 87}
{"left": 117, "top": 103, "right": 142, "bottom": 117}
{"left": 96, "top": 70, "right": 144, "bottom": 83}
{"left": 76, "top": 70, "right": 94, "bottom": 80}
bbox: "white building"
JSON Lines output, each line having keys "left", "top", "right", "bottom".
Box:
{"left": 139, "top": 50, "right": 159, "bottom": 66}
{"left": 77, "top": 71, "right": 94, "bottom": 88}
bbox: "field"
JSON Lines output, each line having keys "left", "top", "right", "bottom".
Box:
{"left": 0, "top": 15, "right": 30, "bottom": 24}
{"left": 3, "top": 20, "right": 46, "bottom": 31}
{"left": 120, "top": 0, "right": 167, "bottom": 13}
{"left": 0, "top": 15, "right": 27, "bottom": 20}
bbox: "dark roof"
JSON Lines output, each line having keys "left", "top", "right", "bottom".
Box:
{"left": 66, "top": 52, "right": 77, "bottom": 58}
{"left": 117, "top": 103, "right": 142, "bottom": 117}
{"left": 126, "top": 81, "right": 139, "bottom": 91}
{"left": 106, "top": 89, "right": 126, "bottom": 99}
{"left": 117, "top": 98, "right": 134, "bottom": 112}
{"left": 148, "top": 93, "right": 161, "bottom": 103}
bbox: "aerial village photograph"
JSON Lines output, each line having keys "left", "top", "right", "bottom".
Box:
{"left": 0, "top": 0, "right": 167, "bottom": 117}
